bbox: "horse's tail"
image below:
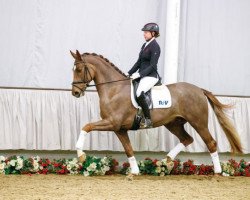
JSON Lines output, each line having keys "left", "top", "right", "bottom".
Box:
{"left": 202, "top": 89, "right": 243, "bottom": 154}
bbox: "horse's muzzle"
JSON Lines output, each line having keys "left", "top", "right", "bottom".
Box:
{"left": 72, "top": 90, "right": 83, "bottom": 98}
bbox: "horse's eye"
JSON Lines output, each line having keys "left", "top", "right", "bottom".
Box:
{"left": 76, "top": 67, "right": 82, "bottom": 73}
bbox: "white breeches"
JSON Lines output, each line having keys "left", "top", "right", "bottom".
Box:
{"left": 136, "top": 76, "right": 159, "bottom": 97}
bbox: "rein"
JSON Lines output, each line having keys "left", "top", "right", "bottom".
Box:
{"left": 86, "top": 78, "right": 130, "bottom": 87}
{"left": 72, "top": 78, "right": 130, "bottom": 88}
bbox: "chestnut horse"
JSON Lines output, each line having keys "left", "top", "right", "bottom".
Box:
{"left": 70, "top": 50, "right": 242, "bottom": 175}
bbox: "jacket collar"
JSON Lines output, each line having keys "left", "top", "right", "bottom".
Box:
{"left": 144, "top": 37, "right": 155, "bottom": 48}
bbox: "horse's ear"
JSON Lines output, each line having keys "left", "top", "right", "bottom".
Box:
{"left": 70, "top": 50, "right": 82, "bottom": 61}
{"left": 70, "top": 50, "right": 77, "bottom": 59}
{"left": 76, "top": 50, "right": 83, "bottom": 61}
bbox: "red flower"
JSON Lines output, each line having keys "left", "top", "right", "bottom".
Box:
{"left": 78, "top": 165, "right": 83, "bottom": 171}
{"left": 245, "top": 167, "right": 250, "bottom": 177}
{"left": 40, "top": 168, "right": 48, "bottom": 175}
{"left": 122, "top": 162, "right": 130, "bottom": 168}
{"left": 153, "top": 159, "right": 158, "bottom": 166}
{"left": 62, "top": 165, "right": 67, "bottom": 169}
{"left": 53, "top": 163, "right": 60, "bottom": 167}
{"left": 112, "top": 159, "right": 119, "bottom": 166}
{"left": 42, "top": 163, "right": 48, "bottom": 167}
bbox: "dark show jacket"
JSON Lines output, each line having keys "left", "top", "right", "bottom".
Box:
{"left": 128, "top": 39, "right": 161, "bottom": 78}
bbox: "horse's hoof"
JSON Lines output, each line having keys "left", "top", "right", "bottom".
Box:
{"left": 165, "top": 156, "right": 174, "bottom": 173}
{"left": 78, "top": 155, "right": 86, "bottom": 163}
{"left": 77, "top": 150, "right": 86, "bottom": 163}
{"left": 125, "top": 173, "right": 138, "bottom": 181}
{"left": 166, "top": 156, "right": 172, "bottom": 162}
{"left": 221, "top": 172, "right": 230, "bottom": 176}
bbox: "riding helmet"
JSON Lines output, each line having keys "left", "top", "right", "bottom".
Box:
{"left": 141, "top": 23, "right": 160, "bottom": 37}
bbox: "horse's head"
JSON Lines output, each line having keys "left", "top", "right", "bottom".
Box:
{"left": 70, "top": 50, "right": 95, "bottom": 98}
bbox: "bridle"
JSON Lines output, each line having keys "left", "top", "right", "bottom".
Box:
{"left": 71, "top": 60, "right": 130, "bottom": 94}
{"left": 71, "top": 60, "right": 93, "bottom": 93}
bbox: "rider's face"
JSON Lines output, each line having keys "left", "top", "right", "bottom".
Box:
{"left": 143, "top": 31, "right": 153, "bottom": 41}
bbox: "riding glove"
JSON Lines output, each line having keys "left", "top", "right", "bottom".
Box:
{"left": 130, "top": 72, "right": 140, "bottom": 80}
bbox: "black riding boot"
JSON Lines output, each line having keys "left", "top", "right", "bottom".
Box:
{"left": 137, "top": 92, "right": 153, "bottom": 128}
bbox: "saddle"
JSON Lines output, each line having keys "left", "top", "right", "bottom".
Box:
{"left": 131, "top": 79, "right": 166, "bottom": 130}
{"left": 132, "top": 79, "right": 162, "bottom": 108}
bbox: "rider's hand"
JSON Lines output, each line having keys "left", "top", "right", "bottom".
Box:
{"left": 130, "top": 72, "right": 140, "bottom": 80}
{"left": 125, "top": 72, "right": 130, "bottom": 77}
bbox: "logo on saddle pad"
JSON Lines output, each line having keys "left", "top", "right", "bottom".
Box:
{"left": 131, "top": 81, "right": 172, "bottom": 109}
{"left": 159, "top": 100, "right": 169, "bottom": 105}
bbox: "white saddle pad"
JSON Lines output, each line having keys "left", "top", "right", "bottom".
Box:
{"left": 131, "top": 81, "right": 172, "bottom": 109}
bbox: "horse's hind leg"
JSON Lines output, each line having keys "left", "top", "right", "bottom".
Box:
{"left": 114, "top": 130, "right": 139, "bottom": 175}
{"left": 165, "top": 118, "right": 194, "bottom": 161}
{"left": 192, "top": 126, "right": 222, "bottom": 174}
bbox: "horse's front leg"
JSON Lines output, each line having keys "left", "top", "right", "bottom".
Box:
{"left": 115, "top": 131, "right": 139, "bottom": 175}
{"left": 75, "top": 119, "right": 114, "bottom": 162}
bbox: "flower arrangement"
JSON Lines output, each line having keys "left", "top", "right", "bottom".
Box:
{"left": 137, "top": 157, "right": 174, "bottom": 176}
{"left": 0, "top": 155, "right": 117, "bottom": 176}
{"left": 221, "top": 159, "right": 250, "bottom": 176}
{"left": 0, "top": 155, "right": 249, "bottom": 176}
{"left": 120, "top": 158, "right": 250, "bottom": 177}
{"left": 79, "top": 156, "right": 118, "bottom": 176}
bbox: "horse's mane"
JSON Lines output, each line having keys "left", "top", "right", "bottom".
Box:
{"left": 83, "top": 53, "right": 126, "bottom": 77}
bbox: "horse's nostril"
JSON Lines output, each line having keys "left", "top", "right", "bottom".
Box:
{"left": 72, "top": 91, "right": 80, "bottom": 97}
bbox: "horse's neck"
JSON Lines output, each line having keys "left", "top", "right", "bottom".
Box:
{"left": 93, "top": 62, "right": 128, "bottom": 99}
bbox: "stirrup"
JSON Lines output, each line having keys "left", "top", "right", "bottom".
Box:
{"left": 140, "top": 118, "right": 153, "bottom": 128}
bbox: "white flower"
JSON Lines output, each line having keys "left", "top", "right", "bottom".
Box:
{"left": 84, "top": 171, "right": 89, "bottom": 177}
{"left": 10, "top": 160, "right": 16, "bottom": 167}
{"left": 33, "top": 162, "right": 39, "bottom": 171}
{"left": 33, "top": 156, "right": 40, "bottom": 161}
{"left": 91, "top": 162, "right": 97, "bottom": 169}
{"left": 17, "top": 157, "right": 23, "bottom": 165}
{"left": 161, "top": 159, "right": 167, "bottom": 165}
{"left": 102, "top": 165, "right": 110, "bottom": 172}
{"left": 74, "top": 164, "right": 79, "bottom": 169}
{"left": 0, "top": 163, "right": 6, "bottom": 170}
{"left": 100, "top": 169, "right": 106, "bottom": 175}
{"left": 69, "top": 170, "right": 78, "bottom": 175}
{"left": 139, "top": 161, "right": 145, "bottom": 167}
{"left": 15, "top": 157, "right": 23, "bottom": 170}
{"left": 160, "top": 172, "right": 165, "bottom": 177}
{"left": 66, "top": 159, "right": 79, "bottom": 172}
{"left": 156, "top": 161, "right": 162, "bottom": 167}
{"left": 155, "top": 166, "right": 162, "bottom": 173}
{"left": 0, "top": 156, "right": 5, "bottom": 162}
{"left": 39, "top": 166, "right": 43, "bottom": 170}
{"left": 101, "top": 157, "right": 109, "bottom": 165}
{"left": 15, "top": 165, "right": 22, "bottom": 170}
{"left": 67, "top": 165, "right": 72, "bottom": 171}
{"left": 16, "top": 163, "right": 23, "bottom": 170}
{"left": 87, "top": 162, "right": 97, "bottom": 171}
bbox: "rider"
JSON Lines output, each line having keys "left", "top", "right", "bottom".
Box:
{"left": 127, "top": 23, "right": 161, "bottom": 128}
